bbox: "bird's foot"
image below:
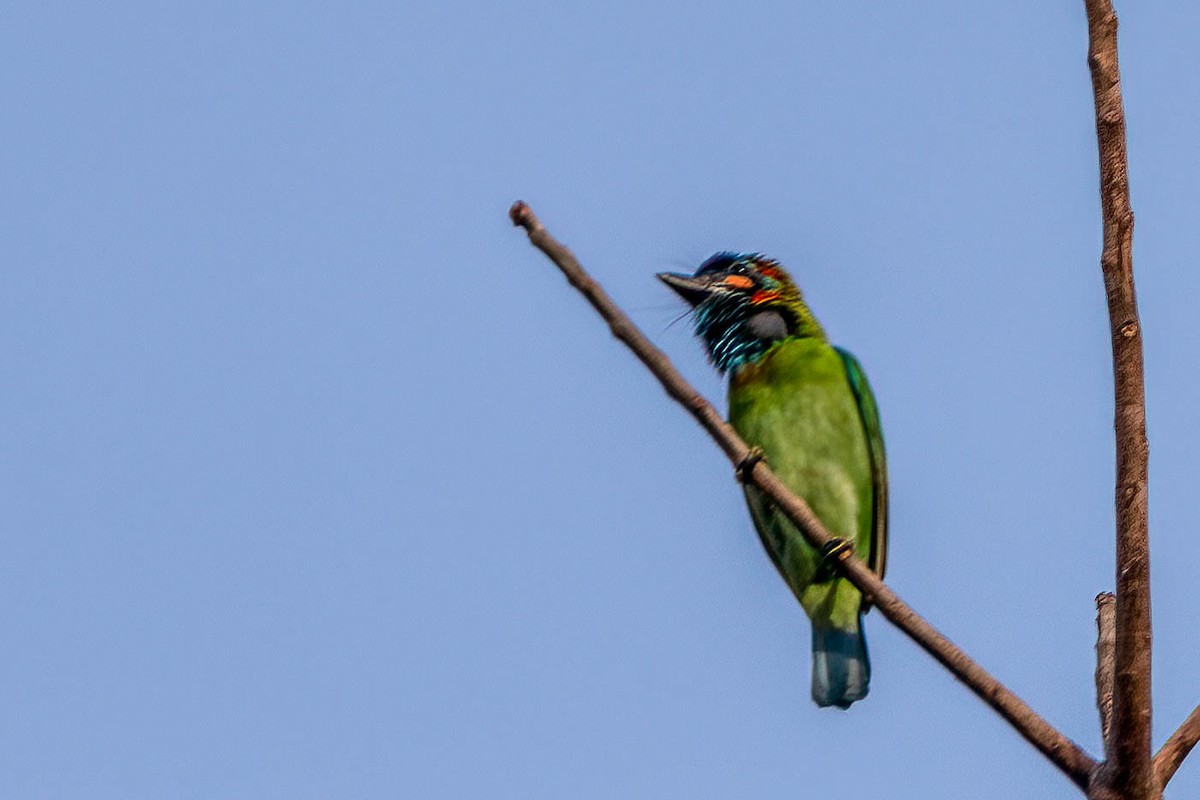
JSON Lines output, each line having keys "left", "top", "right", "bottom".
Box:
{"left": 815, "top": 538, "right": 854, "bottom": 581}
{"left": 736, "top": 447, "right": 766, "bottom": 483}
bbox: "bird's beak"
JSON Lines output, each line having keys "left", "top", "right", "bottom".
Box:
{"left": 657, "top": 272, "right": 715, "bottom": 307}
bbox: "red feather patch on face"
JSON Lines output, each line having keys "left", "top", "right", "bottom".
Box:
{"left": 751, "top": 290, "right": 778, "bottom": 305}
{"left": 756, "top": 265, "right": 784, "bottom": 280}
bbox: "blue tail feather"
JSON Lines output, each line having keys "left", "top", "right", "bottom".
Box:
{"left": 811, "top": 617, "right": 870, "bottom": 709}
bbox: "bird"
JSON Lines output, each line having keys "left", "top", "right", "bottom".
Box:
{"left": 659, "top": 253, "right": 887, "bottom": 709}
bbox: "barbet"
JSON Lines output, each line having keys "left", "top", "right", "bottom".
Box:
{"left": 660, "top": 253, "right": 887, "bottom": 709}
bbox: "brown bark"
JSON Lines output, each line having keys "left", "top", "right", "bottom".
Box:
{"left": 1083, "top": 2, "right": 1154, "bottom": 798}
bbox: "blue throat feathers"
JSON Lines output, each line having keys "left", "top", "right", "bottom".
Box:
{"left": 694, "top": 296, "right": 780, "bottom": 374}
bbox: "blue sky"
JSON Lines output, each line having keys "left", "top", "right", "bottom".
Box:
{"left": 4, "top": 2, "right": 1200, "bottom": 797}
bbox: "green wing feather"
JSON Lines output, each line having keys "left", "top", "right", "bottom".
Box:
{"left": 834, "top": 347, "right": 888, "bottom": 582}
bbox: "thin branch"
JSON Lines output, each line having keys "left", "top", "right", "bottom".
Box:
{"left": 510, "top": 200, "right": 1097, "bottom": 789}
{"left": 1095, "top": 592, "right": 1116, "bottom": 757}
{"left": 1084, "top": 1, "right": 1153, "bottom": 798}
{"left": 1155, "top": 705, "right": 1200, "bottom": 789}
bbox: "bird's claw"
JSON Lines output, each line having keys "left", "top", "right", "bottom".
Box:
{"left": 736, "top": 447, "right": 766, "bottom": 483}
{"left": 815, "top": 538, "right": 854, "bottom": 581}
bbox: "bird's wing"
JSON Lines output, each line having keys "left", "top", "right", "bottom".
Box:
{"left": 834, "top": 347, "right": 888, "bottom": 583}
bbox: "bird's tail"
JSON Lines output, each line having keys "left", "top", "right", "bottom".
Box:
{"left": 811, "top": 614, "right": 870, "bottom": 709}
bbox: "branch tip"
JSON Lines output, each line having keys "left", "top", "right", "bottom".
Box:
{"left": 509, "top": 200, "right": 542, "bottom": 233}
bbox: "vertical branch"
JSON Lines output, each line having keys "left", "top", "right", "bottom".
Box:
{"left": 1095, "top": 592, "right": 1116, "bottom": 758}
{"left": 1083, "top": 1, "right": 1153, "bottom": 798}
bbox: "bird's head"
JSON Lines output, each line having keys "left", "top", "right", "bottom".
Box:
{"left": 658, "top": 253, "right": 823, "bottom": 374}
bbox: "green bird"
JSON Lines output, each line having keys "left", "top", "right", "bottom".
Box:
{"left": 659, "top": 253, "right": 887, "bottom": 709}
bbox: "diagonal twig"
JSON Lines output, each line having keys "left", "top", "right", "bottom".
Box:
{"left": 510, "top": 199, "right": 1097, "bottom": 789}
{"left": 1155, "top": 705, "right": 1200, "bottom": 789}
{"left": 1083, "top": 1, "right": 1153, "bottom": 798}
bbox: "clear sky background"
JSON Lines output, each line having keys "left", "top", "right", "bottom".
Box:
{"left": 4, "top": 2, "right": 1200, "bottom": 798}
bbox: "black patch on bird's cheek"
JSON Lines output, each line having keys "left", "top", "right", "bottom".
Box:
{"left": 746, "top": 310, "right": 789, "bottom": 343}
